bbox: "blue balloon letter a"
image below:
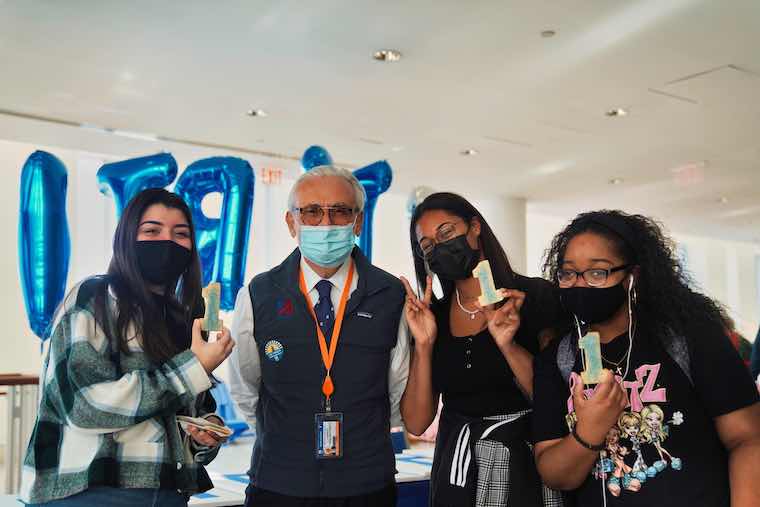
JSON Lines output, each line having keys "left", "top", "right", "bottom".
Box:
{"left": 174, "top": 157, "right": 255, "bottom": 310}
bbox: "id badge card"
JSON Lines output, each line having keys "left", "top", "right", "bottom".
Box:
{"left": 315, "top": 412, "right": 343, "bottom": 459}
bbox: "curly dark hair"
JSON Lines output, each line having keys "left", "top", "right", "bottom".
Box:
{"left": 542, "top": 209, "right": 727, "bottom": 339}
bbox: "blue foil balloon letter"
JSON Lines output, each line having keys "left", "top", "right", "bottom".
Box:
{"left": 301, "top": 145, "right": 333, "bottom": 171}
{"left": 97, "top": 153, "right": 178, "bottom": 216}
{"left": 174, "top": 157, "right": 254, "bottom": 310}
{"left": 18, "top": 151, "right": 71, "bottom": 339}
{"left": 353, "top": 161, "right": 392, "bottom": 260}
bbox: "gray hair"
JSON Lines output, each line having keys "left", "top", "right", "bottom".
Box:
{"left": 287, "top": 165, "right": 366, "bottom": 212}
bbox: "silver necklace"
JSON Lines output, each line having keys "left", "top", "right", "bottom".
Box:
{"left": 455, "top": 289, "right": 481, "bottom": 320}
{"left": 601, "top": 352, "right": 627, "bottom": 376}
{"left": 601, "top": 321, "right": 636, "bottom": 376}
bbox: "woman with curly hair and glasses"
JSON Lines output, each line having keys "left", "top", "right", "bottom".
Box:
{"left": 532, "top": 210, "right": 760, "bottom": 507}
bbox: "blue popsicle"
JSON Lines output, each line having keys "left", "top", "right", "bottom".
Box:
{"left": 579, "top": 331, "right": 603, "bottom": 384}
{"left": 202, "top": 282, "right": 222, "bottom": 331}
{"left": 473, "top": 260, "right": 504, "bottom": 306}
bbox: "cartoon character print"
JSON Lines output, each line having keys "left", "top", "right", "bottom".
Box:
{"left": 565, "top": 363, "right": 686, "bottom": 497}
{"left": 640, "top": 404, "right": 683, "bottom": 475}
{"left": 618, "top": 412, "right": 648, "bottom": 482}
{"left": 601, "top": 427, "right": 641, "bottom": 496}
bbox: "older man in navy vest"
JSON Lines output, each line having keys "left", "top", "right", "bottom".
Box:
{"left": 229, "top": 165, "right": 410, "bottom": 506}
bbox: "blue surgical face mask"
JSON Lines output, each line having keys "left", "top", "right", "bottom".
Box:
{"left": 298, "top": 221, "right": 357, "bottom": 267}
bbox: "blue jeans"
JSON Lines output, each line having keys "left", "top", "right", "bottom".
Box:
{"left": 25, "top": 487, "right": 187, "bottom": 507}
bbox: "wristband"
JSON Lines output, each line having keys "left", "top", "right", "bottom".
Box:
{"left": 571, "top": 424, "right": 606, "bottom": 451}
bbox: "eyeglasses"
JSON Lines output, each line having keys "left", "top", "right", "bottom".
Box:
{"left": 557, "top": 265, "right": 631, "bottom": 287}
{"left": 415, "top": 222, "right": 463, "bottom": 259}
{"left": 293, "top": 205, "right": 358, "bottom": 226}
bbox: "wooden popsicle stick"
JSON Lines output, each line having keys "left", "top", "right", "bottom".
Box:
{"left": 473, "top": 259, "right": 505, "bottom": 306}
{"left": 579, "top": 331, "right": 603, "bottom": 384}
{"left": 201, "top": 282, "right": 223, "bottom": 332}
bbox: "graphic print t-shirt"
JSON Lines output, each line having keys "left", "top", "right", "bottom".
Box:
{"left": 532, "top": 323, "right": 759, "bottom": 507}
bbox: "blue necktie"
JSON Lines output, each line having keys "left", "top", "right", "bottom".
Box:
{"left": 314, "top": 280, "right": 335, "bottom": 342}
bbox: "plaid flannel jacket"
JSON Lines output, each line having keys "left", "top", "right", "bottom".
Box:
{"left": 20, "top": 277, "right": 218, "bottom": 504}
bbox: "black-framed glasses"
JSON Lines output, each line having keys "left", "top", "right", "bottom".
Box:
{"left": 293, "top": 205, "right": 358, "bottom": 226}
{"left": 557, "top": 264, "right": 631, "bottom": 287}
{"left": 415, "top": 221, "right": 464, "bottom": 259}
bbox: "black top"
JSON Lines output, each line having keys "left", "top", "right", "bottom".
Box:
{"left": 150, "top": 292, "right": 216, "bottom": 417}
{"left": 532, "top": 321, "right": 760, "bottom": 507}
{"left": 151, "top": 292, "right": 193, "bottom": 350}
{"left": 431, "top": 274, "right": 560, "bottom": 417}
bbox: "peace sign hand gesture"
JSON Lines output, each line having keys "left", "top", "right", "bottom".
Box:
{"left": 400, "top": 275, "right": 437, "bottom": 350}
{"left": 478, "top": 289, "right": 525, "bottom": 351}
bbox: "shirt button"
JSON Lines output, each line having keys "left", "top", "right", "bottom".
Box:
{"left": 176, "top": 463, "right": 182, "bottom": 470}
{"left": 466, "top": 349, "right": 471, "bottom": 355}
{"left": 466, "top": 363, "right": 472, "bottom": 369}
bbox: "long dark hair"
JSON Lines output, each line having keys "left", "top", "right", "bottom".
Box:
{"left": 542, "top": 209, "right": 726, "bottom": 339}
{"left": 410, "top": 192, "right": 516, "bottom": 304}
{"left": 94, "top": 188, "right": 204, "bottom": 364}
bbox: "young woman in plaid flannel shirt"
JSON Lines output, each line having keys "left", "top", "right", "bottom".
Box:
{"left": 21, "top": 189, "right": 234, "bottom": 506}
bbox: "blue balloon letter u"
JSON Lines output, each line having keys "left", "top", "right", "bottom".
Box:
{"left": 353, "top": 160, "right": 392, "bottom": 259}
{"left": 301, "top": 146, "right": 392, "bottom": 261}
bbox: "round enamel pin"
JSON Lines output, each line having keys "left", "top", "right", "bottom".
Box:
{"left": 264, "top": 339, "right": 285, "bottom": 362}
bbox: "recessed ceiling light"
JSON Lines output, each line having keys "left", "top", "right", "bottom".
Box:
{"left": 609, "top": 178, "right": 624, "bottom": 185}
{"left": 460, "top": 148, "right": 479, "bottom": 156}
{"left": 246, "top": 109, "right": 268, "bottom": 117}
{"left": 373, "top": 49, "right": 402, "bottom": 62}
{"left": 717, "top": 196, "right": 729, "bottom": 204}
{"left": 391, "top": 146, "right": 404, "bottom": 152}
{"left": 541, "top": 30, "right": 556, "bottom": 38}
{"left": 605, "top": 108, "right": 628, "bottom": 117}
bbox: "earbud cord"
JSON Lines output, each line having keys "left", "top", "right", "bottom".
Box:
{"left": 601, "top": 277, "right": 636, "bottom": 507}
{"left": 577, "top": 276, "right": 636, "bottom": 507}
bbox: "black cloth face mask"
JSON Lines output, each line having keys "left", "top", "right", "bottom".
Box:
{"left": 560, "top": 281, "right": 627, "bottom": 324}
{"left": 427, "top": 235, "right": 480, "bottom": 281}
{"left": 135, "top": 240, "right": 191, "bottom": 285}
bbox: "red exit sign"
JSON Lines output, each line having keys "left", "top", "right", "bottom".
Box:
{"left": 260, "top": 167, "right": 283, "bottom": 185}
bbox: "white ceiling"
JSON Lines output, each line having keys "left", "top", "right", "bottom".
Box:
{"left": 0, "top": 0, "right": 758, "bottom": 240}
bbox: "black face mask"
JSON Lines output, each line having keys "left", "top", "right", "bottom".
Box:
{"left": 427, "top": 235, "right": 480, "bottom": 281}
{"left": 560, "top": 281, "right": 627, "bottom": 324}
{"left": 135, "top": 240, "right": 192, "bottom": 286}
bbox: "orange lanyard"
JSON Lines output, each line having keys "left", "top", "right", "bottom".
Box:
{"left": 298, "top": 261, "right": 355, "bottom": 410}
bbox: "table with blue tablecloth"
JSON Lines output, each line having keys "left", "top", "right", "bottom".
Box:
{"left": 189, "top": 447, "right": 433, "bottom": 507}
{"left": 0, "top": 443, "right": 432, "bottom": 506}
